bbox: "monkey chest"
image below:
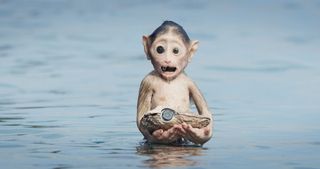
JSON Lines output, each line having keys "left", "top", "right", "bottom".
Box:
{"left": 152, "top": 85, "right": 189, "bottom": 105}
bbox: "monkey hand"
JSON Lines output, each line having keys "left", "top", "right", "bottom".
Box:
{"left": 176, "top": 122, "right": 212, "bottom": 145}
{"left": 151, "top": 124, "right": 184, "bottom": 144}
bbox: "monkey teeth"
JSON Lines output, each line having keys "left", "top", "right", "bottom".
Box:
{"left": 161, "top": 66, "right": 167, "bottom": 71}
{"left": 161, "top": 66, "right": 177, "bottom": 72}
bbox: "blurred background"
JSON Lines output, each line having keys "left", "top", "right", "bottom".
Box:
{"left": 0, "top": 0, "right": 319, "bottom": 169}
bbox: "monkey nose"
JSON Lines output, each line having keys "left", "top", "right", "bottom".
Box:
{"left": 164, "top": 60, "right": 171, "bottom": 64}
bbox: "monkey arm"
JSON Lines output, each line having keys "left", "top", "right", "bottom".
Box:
{"left": 137, "top": 77, "right": 154, "bottom": 140}
{"left": 188, "top": 81, "right": 211, "bottom": 117}
{"left": 186, "top": 81, "right": 213, "bottom": 144}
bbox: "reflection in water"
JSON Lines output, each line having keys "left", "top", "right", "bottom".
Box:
{"left": 136, "top": 144, "right": 204, "bottom": 168}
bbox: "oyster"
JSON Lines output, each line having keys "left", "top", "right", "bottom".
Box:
{"left": 141, "top": 106, "right": 210, "bottom": 133}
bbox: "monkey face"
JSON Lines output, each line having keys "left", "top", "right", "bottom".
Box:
{"left": 149, "top": 33, "right": 189, "bottom": 81}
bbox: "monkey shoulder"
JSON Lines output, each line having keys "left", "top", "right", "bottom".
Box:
{"left": 180, "top": 73, "right": 196, "bottom": 87}
{"left": 140, "top": 71, "right": 160, "bottom": 89}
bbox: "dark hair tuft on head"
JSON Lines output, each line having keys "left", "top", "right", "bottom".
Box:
{"left": 149, "top": 20, "right": 190, "bottom": 45}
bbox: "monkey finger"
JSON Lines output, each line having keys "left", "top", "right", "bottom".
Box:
{"left": 167, "top": 131, "right": 178, "bottom": 141}
{"left": 163, "top": 129, "right": 175, "bottom": 139}
{"left": 166, "top": 127, "right": 176, "bottom": 136}
{"left": 186, "top": 125, "right": 202, "bottom": 138}
{"left": 182, "top": 123, "right": 191, "bottom": 131}
{"left": 153, "top": 130, "right": 166, "bottom": 140}
{"left": 181, "top": 122, "right": 188, "bottom": 128}
{"left": 172, "top": 131, "right": 182, "bottom": 142}
{"left": 152, "top": 129, "right": 163, "bottom": 136}
{"left": 172, "top": 124, "right": 182, "bottom": 131}
{"left": 171, "top": 126, "right": 182, "bottom": 136}
{"left": 175, "top": 125, "right": 186, "bottom": 135}
{"left": 204, "top": 127, "right": 210, "bottom": 136}
{"left": 183, "top": 131, "right": 197, "bottom": 143}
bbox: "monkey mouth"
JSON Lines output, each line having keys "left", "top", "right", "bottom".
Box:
{"left": 161, "top": 66, "right": 177, "bottom": 72}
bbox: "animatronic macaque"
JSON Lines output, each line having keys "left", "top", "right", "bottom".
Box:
{"left": 137, "top": 21, "right": 213, "bottom": 145}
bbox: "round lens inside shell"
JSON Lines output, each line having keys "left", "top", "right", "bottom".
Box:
{"left": 156, "top": 46, "right": 165, "bottom": 54}
{"left": 161, "top": 108, "right": 175, "bottom": 121}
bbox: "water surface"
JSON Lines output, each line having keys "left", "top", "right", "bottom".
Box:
{"left": 0, "top": 0, "right": 320, "bottom": 169}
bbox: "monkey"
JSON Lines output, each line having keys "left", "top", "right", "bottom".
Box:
{"left": 137, "top": 21, "right": 213, "bottom": 145}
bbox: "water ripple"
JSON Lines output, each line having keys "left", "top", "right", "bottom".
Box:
{"left": 0, "top": 117, "right": 24, "bottom": 122}
{"left": 206, "top": 62, "right": 307, "bottom": 73}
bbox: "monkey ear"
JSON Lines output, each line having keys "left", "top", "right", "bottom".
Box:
{"left": 142, "top": 35, "right": 151, "bottom": 60}
{"left": 188, "top": 40, "right": 199, "bottom": 62}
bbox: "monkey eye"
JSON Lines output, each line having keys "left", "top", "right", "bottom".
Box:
{"left": 173, "top": 47, "right": 179, "bottom": 54}
{"left": 156, "top": 46, "right": 165, "bottom": 54}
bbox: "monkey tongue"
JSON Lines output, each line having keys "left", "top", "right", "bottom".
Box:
{"left": 161, "top": 66, "right": 177, "bottom": 72}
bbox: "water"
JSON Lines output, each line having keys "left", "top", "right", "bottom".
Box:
{"left": 1, "top": 0, "right": 320, "bottom": 168}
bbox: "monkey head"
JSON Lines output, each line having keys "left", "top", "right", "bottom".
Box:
{"left": 142, "top": 21, "right": 199, "bottom": 81}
